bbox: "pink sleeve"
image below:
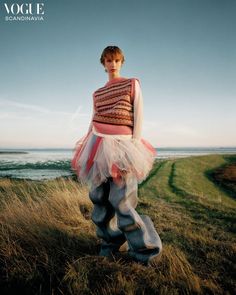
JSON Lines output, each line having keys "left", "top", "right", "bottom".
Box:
{"left": 133, "top": 79, "right": 143, "bottom": 140}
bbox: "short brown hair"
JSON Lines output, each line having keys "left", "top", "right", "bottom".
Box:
{"left": 100, "top": 46, "right": 125, "bottom": 66}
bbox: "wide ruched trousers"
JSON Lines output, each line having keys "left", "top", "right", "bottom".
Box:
{"left": 88, "top": 175, "right": 162, "bottom": 264}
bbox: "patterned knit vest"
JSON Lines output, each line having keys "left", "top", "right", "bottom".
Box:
{"left": 93, "top": 78, "right": 135, "bottom": 127}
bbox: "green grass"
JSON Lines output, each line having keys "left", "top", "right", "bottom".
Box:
{"left": 0, "top": 154, "right": 235, "bottom": 294}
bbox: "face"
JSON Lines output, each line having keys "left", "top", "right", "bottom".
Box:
{"left": 104, "top": 55, "right": 123, "bottom": 75}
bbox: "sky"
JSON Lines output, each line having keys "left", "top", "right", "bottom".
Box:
{"left": 0, "top": 0, "right": 235, "bottom": 148}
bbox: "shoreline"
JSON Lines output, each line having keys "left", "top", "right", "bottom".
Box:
{"left": 0, "top": 151, "right": 28, "bottom": 154}
{"left": 0, "top": 154, "right": 235, "bottom": 186}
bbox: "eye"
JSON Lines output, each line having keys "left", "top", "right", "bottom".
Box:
{"left": 115, "top": 59, "right": 120, "bottom": 62}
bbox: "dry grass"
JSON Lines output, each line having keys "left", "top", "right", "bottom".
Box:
{"left": 0, "top": 178, "right": 96, "bottom": 294}
{"left": 63, "top": 244, "right": 202, "bottom": 295}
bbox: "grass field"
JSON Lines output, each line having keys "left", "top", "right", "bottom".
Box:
{"left": 0, "top": 154, "right": 235, "bottom": 295}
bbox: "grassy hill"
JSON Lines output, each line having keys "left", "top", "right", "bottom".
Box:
{"left": 0, "top": 154, "right": 235, "bottom": 294}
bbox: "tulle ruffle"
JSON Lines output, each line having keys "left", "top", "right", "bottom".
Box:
{"left": 71, "top": 130, "right": 157, "bottom": 191}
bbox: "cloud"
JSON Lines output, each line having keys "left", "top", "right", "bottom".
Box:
{"left": 0, "top": 112, "right": 32, "bottom": 120}
{"left": 0, "top": 98, "right": 71, "bottom": 116}
{"left": 0, "top": 98, "right": 90, "bottom": 123}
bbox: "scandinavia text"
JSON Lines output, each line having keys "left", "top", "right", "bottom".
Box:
{"left": 5, "top": 16, "right": 44, "bottom": 21}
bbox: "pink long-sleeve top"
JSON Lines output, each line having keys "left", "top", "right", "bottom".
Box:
{"left": 86, "top": 77, "right": 143, "bottom": 140}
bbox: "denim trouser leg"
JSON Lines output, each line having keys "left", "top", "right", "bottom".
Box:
{"left": 89, "top": 178, "right": 126, "bottom": 255}
{"left": 89, "top": 176, "right": 162, "bottom": 263}
{"left": 108, "top": 176, "right": 162, "bottom": 263}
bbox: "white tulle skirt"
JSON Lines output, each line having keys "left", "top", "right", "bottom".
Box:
{"left": 71, "top": 128, "right": 157, "bottom": 192}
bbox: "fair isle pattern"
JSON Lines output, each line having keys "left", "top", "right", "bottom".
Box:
{"left": 93, "top": 78, "right": 134, "bottom": 127}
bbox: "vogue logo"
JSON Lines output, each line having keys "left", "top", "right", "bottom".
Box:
{"left": 3, "top": 2, "right": 45, "bottom": 21}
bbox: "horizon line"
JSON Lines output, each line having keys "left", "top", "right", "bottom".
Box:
{"left": 1, "top": 146, "right": 236, "bottom": 150}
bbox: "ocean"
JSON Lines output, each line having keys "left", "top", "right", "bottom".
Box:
{"left": 0, "top": 147, "right": 235, "bottom": 180}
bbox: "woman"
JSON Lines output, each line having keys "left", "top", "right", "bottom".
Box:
{"left": 71, "top": 45, "right": 162, "bottom": 266}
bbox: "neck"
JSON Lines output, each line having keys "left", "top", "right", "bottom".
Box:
{"left": 108, "top": 73, "right": 120, "bottom": 81}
